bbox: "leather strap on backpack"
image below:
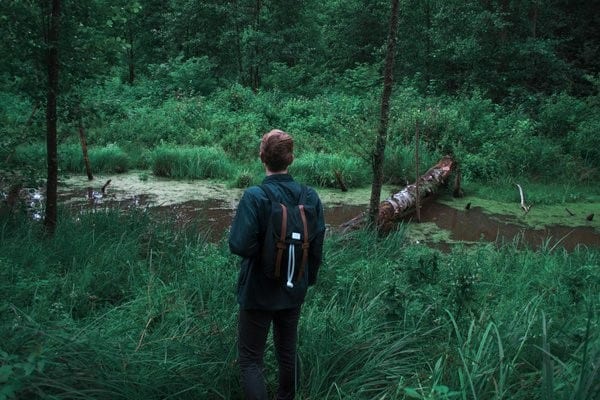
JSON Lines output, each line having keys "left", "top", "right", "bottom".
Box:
{"left": 275, "top": 204, "right": 287, "bottom": 278}
{"left": 298, "top": 204, "right": 309, "bottom": 280}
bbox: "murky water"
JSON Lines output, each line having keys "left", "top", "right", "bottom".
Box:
{"left": 415, "top": 202, "right": 599, "bottom": 251}
{"left": 58, "top": 191, "right": 598, "bottom": 252}
{"left": 7, "top": 173, "right": 598, "bottom": 251}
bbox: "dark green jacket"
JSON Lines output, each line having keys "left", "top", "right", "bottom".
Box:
{"left": 229, "top": 174, "right": 325, "bottom": 310}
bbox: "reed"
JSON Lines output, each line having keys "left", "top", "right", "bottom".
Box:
{"left": 150, "top": 145, "right": 234, "bottom": 180}
{"left": 0, "top": 209, "right": 598, "bottom": 399}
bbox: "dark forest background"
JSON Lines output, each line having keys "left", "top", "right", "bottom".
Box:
{"left": 1, "top": 0, "right": 599, "bottom": 186}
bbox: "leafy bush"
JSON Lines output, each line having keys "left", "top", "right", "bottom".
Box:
{"left": 10, "top": 143, "right": 46, "bottom": 170}
{"left": 565, "top": 113, "right": 600, "bottom": 180}
{"left": 205, "top": 110, "right": 267, "bottom": 161}
{"left": 538, "top": 92, "right": 588, "bottom": 139}
{"left": 262, "top": 62, "right": 313, "bottom": 94}
{"left": 163, "top": 55, "right": 218, "bottom": 96}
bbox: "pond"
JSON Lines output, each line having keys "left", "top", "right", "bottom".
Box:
{"left": 16, "top": 173, "right": 600, "bottom": 251}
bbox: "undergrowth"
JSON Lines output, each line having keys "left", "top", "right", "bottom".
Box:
{"left": 1, "top": 210, "right": 598, "bottom": 399}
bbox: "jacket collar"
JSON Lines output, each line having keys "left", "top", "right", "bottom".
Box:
{"left": 262, "top": 173, "right": 293, "bottom": 184}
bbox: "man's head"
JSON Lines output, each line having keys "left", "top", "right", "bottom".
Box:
{"left": 260, "top": 129, "right": 294, "bottom": 173}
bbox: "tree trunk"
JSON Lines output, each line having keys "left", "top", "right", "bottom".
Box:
{"left": 415, "top": 119, "right": 421, "bottom": 222}
{"left": 368, "top": 0, "right": 400, "bottom": 225}
{"left": 249, "top": 0, "right": 261, "bottom": 91}
{"left": 44, "top": 0, "right": 60, "bottom": 234}
{"left": 78, "top": 114, "right": 93, "bottom": 180}
{"left": 341, "top": 155, "right": 456, "bottom": 234}
{"left": 126, "top": 22, "right": 135, "bottom": 85}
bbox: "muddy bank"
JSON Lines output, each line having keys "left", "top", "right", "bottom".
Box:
{"left": 3, "top": 172, "right": 596, "bottom": 251}
{"left": 51, "top": 173, "right": 599, "bottom": 251}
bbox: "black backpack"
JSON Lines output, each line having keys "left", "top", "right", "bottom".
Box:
{"left": 260, "top": 184, "right": 319, "bottom": 288}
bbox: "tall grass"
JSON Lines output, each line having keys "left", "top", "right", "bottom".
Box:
{"left": 150, "top": 145, "right": 235, "bottom": 180}
{"left": 9, "top": 143, "right": 133, "bottom": 175}
{"left": 0, "top": 209, "right": 598, "bottom": 399}
{"left": 292, "top": 152, "right": 371, "bottom": 189}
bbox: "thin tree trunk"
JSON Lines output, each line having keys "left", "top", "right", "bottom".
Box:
{"left": 44, "top": 0, "right": 60, "bottom": 234}
{"left": 251, "top": 0, "right": 261, "bottom": 91}
{"left": 415, "top": 120, "right": 421, "bottom": 222}
{"left": 78, "top": 113, "right": 93, "bottom": 180}
{"left": 529, "top": 2, "right": 538, "bottom": 39}
{"left": 127, "top": 22, "right": 135, "bottom": 85}
{"left": 368, "top": 0, "right": 400, "bottom": 225}
{"left": 231, "top": 0, "right": 244, "bottom": 81}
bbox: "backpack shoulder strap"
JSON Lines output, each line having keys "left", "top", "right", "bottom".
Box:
{"left": 297, "top": 184, "right": 310, "bottom": 281}
{"left": 260, "top": 184, "right": 277, "bottom": 203}
{"left": 298, "top": 184, "right": 308, "bottom": 205}
{"left": 260, "top": 184, "right": 287, "bottom": 278}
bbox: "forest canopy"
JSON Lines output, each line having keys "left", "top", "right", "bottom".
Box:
{"left": 1, "top": 0, "right": 599, "bottom": 185}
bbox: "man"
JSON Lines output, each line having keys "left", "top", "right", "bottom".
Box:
{"left": 229, "top": 129, "right": 326, "bottom": 399}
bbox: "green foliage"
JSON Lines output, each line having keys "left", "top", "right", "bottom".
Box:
{"left": 9, "top": 143, "right": 46, "bottom": 171}
{"left": 0, "top": 209, "right": 240, "bottom": 399}
{"left": 149, "top": 55, "right": 217, "bottom": 96}
{"left": 89, "top": 144, "right": 131, "bottom": 173}
{"left": 1, "top": 208, "right": 599, "bottom": 399}
{"left": 538, "top": 93, "right": 589, "bottom": 139}
{"left": 383, "top": 143, "right": 440, "bottom": 185}
{"left": 3, "top": 0, "right": 600, "bottom": 397}
{"left": 0, "top": 91, "right": 43, "bottom": 155}
{"left": 150, "top": 145, "right": 234, "bottom": 180}
{"left": 93, "top": 98, "right": 206, "bottom": 147}
{"left": 232, "top": 168, "right": 257, "bottom": 189}
{"left": 292, "top": 152, "right": 371, "bottom": 189}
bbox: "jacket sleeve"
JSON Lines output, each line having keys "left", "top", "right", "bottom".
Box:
{"left": 228, "top": 188, "right": 262, "bottom": 258}
{"left": 308, "top": 193, "right": 326, "bottom": 285}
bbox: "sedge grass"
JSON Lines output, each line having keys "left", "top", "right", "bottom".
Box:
{"left": 150, "top": 145, "right": 234, "bottom": 180}
{"left": 292, "top": 152, "right": 371, "bottom": 189}
{"left": 1, "top": 208, "right": 598, "bottom": 399}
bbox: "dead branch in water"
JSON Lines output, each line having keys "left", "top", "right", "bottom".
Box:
{"left": 516, "top": 183, "right": 531, "bottom": 214}
{"left": 101, "top": 179, "right": 112, "bottom": 194}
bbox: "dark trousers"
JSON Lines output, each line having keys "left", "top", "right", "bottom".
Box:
{"left": 238, "top": 307, "right": 301, "bottom": 400}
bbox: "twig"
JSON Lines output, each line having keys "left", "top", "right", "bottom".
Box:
{"left": 101, "top": 179, "right": 112, "bottom": 194}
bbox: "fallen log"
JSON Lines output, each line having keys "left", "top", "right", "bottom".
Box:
{"left": 340, "top": 155, "right": 456, "bottom": 234}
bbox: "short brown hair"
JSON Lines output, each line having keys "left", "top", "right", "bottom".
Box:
{"left": 260, "top": 129, "right": 294, "bottom": 172}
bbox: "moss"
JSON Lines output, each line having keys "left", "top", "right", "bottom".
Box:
{"left": 439, "top": 195, "right": 599, "bottom": 231}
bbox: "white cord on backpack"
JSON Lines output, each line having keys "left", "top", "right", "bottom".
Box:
{"left": 287, "top": 244, "right": 295, "bottom": 288}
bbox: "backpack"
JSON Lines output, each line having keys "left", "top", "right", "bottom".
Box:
{"left": 260, "top": 184, "right": 319, "bottom": 288}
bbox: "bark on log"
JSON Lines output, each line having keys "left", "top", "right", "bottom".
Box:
{"left": 340, "top": 155, "right": 456, "bottom": 234}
